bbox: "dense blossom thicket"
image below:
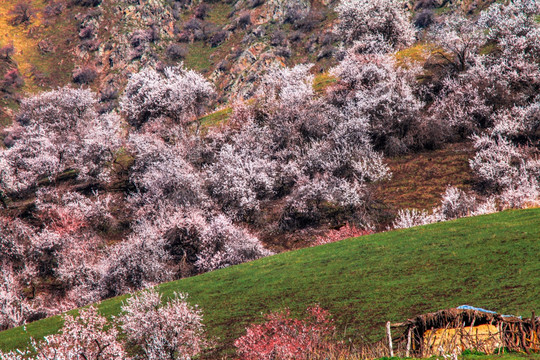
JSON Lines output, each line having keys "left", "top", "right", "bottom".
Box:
{"left": 204, "top": 64, "right": 390, "bottom": 230}
{"left": 0, "top": 306, "right": 127, "bottom": 360}
{"left": 0, "top": 1, "right": 539, "bottom": 355}
{"left": 0, "top": 87, "right": 122, "bottom": 192}
{"left": 0, "top": 67, "right": 270, "bottom": 328}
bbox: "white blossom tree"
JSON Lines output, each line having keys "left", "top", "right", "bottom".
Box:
{"left": 205, "top": 144, "right": 278, "bottom": 221}
{"left": 429, "top": 14, "right": 484, "bottom": 72}
{"left": 0, "top": 266, "right": 32, "bottom": 331}
{"left": 330, "top": 52, "right": 423, "bottom": 154}
{"left": 335, "top": 0, "right": 415, "bottom": 49}
{"left": 469, "top": 134, "right": 540, "bottom": 201}
{"left": 196, "top": 214, "right": 273, "bottom": 271}
{"left": 120, "top": 288, "right": 206, "bottom": 360}
{"left": 100, "top": 225, "right": 173, "bottom": 297}
{"left": 120, "top": 65, "right": 215, "bottom": 128}
{"left": 258, "top": 64, "right": 314, "bottom": 107}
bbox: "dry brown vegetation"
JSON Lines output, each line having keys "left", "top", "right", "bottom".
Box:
{"left": 375, "top": 142, "right": 476, "bottom": 214}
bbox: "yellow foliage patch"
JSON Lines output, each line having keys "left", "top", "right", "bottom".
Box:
{"left": 0, "top": 0, "right": 47, "bottom": 93}
{"left": 423, "top": 324, "right": 502, "bottom": 356}
{"left": 313, "top": 73, "right": 337, "bottom": 94}
{"left": 394, "top": 43, "right": 438, "bottom": 66}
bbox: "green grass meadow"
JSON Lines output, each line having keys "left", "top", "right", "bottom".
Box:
{"left": 1, "top": 208, "right": 539, "bottom": 358}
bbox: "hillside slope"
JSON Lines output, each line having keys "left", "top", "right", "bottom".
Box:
{"left": 1, "top": 208, "right": 539, "bottom": 357}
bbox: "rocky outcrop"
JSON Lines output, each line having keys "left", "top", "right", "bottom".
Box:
{"left": 250, "top": 0, "right": 311, "bottom": 24}
{"left": 214, "top": 42, "right": 287, "bottom": 99}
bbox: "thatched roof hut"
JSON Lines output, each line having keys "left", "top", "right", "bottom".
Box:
{"left": 389, "top": 306, "right": 539, "bottom": 357}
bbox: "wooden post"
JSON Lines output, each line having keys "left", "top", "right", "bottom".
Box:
{"left": 533, "top": 311, "right": 538, "bottom": 352}
{"left": 386, "top": 321, "right": 394, "bottom": 357}
{"left": 519, "top": 322, "right": 531, "bottom": 354}
{"left": 498, "top": 322, "right": 502, "bottom": 355}
{"left": 406, "top": 327, "right": 412, "bottom": 357}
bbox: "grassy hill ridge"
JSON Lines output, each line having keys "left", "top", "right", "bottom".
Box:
{"left": 1, "top": 208, "right": 539, "bottom": 357}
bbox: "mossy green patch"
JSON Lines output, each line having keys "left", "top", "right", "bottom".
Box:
{"left": 313, "top": 73, "right": 337, "bottom": 93}
{"left": 184, "top": 42, "right": 217, "bottom": 73}
{"left": 197, "top": 107, "right": 232, "bottom": 131}
{"left": 208, "top": 3, "right": 234, "bottom": 26}
{"left": 395, "top": 43, "right": 438, "bottom": 66}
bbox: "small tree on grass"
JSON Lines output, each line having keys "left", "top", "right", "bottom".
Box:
{"left": 119, "top": 288, "right": 207, "bottom": 360}
{"left": 42, "top": 306, "right": 126, "bottom": 360}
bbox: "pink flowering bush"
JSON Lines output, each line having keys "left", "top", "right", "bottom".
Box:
{"left": 235, "top": 305, "right": 339, "bottom": 360}
{"left": 313, "top": 224, "right": 372, "bottom": 246}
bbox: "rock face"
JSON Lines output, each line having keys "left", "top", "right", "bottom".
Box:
{"left": 76, "top": 0, "right": 178, "bottom": 90}
{"left": 413, "top": 0, "right": 496, "bottom": 12}
{"left": 216, "top": 42, "right": 287, "bottom": 99}
{"left": 251, "top": 0, "right": 311, "bottom": 24}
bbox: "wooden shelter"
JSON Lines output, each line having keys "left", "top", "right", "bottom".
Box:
{"left": 388, "top": 306, "right": 540, "bottom": 357}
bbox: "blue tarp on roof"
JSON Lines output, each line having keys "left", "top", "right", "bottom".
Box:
{"left": 457, "top": 305, "right": 520, "bottom": 318}
{"left": 457, "top": 305, "right": 497, "bottom": 314}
